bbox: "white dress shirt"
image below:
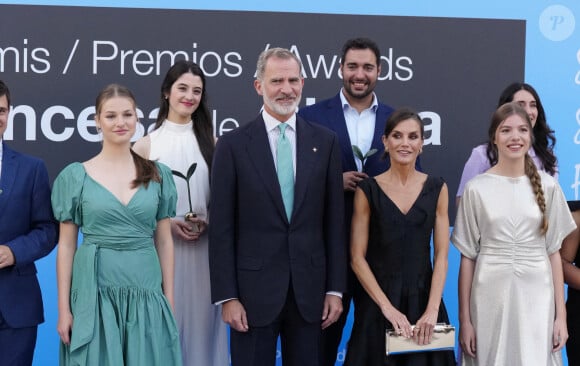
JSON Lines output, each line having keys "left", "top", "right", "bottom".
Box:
{"left": 340, "top": 89, "right": 379, "bottom": 171}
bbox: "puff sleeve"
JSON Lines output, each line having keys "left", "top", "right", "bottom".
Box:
{"left": 155, "top": 162, "right": 177, "bottom": 220}
{"left": 451, "top": 181, "right": 481, "bottom": 259}
{"left": 543, "top": 174, "right": 576, "bottom": 254}
{"left": 51, "top": 162, "right": 85, "bottom": 225}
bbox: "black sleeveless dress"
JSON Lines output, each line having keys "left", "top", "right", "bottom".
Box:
{"left": 566, "top": 201, "right": 580, "bottom": 365}
{"left": 344, "top": 176, "right": 456, "bottom": 366}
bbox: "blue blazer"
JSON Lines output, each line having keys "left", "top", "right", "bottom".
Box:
{"left": 298, "top": 93, "right": 398, "bottom": 239}
{"left": 209, "top": 115, "right": 346, "bottom": 326}
{"left": 299, "top": 93, "right": 395, "bottom": 178}
{"left": 0, "top": 142, "right": 57, "bottom": 328}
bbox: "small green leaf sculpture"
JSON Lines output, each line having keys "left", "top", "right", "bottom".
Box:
{"left": 352, "top": 145, "right": 378, "bottom": 169}
{"left": 171, "top": 162, "right": 197, "bottom": 221}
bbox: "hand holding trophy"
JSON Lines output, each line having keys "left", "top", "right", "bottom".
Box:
{"left": 171, "top": 162, "right": 206, "bottom": 234}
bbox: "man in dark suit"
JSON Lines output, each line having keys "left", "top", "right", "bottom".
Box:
{"left": 298, "top": 37, "right": 396, "bottom": 366}
{"left": 209, "top": 48, "right": 346, "bottom": 366}
{"left": 0, "top": 80, "right": 57, "bottom": 365}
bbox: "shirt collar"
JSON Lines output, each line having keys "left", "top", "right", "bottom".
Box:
{"left": 340, "top": 88, "right": 378, "bottom": 112}
{"left": 262, "top": 109, "right": 297, "bottom": 133}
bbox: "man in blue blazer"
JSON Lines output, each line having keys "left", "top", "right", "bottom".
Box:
{"left": 0, "top": 80, "right": 57, "bottom": 365}
{"left": 209, "top": 48, "right": 346, "bottom": 366}
{"left": 298, "top": 38, "right": 397, "bottom": 366}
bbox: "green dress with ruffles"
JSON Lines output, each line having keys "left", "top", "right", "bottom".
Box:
{"left": 52, "top": 162, "right": 182, "bottom": 366}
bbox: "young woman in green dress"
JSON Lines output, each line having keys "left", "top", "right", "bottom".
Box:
{"left": 53, "top": 84, "right": 182, "bottom": 366}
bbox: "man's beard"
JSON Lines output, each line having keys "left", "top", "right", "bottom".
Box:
{"left": 264, "top": 94, "right": 301, "bottom": 117}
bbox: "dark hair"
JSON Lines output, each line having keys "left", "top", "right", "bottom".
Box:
{"left": 155, "top": 60, "right": 214, "bottom": 176}
{"left": 95, "top": 83, "right": 160, "bottom": 188}
{"left": 381, "top": 107, "right": 424, "bottom": 159}
{"left": 487, "top": 82, "right": 557, "bottom": 175}
{"left": 0, "top": 79, "right": 11, "bottom": 107}
{"left": 487, "top": 102, "right": 548, "bottom": 234}
{"left": 340, "top": 38, "right": 381, "bottom": 67}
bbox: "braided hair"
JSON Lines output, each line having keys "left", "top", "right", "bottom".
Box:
{"left": 488, "top": 102, "right": 548, "bottom": 234}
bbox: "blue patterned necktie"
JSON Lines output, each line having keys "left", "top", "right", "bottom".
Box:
{"left": 276, "top": 123, "right": 294, "bottom": 221}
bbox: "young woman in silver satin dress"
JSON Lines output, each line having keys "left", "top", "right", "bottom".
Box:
{"left": 453, "top": 102, "right": 575, "bottom": 366}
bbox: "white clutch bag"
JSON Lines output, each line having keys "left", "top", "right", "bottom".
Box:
{"left": 385, "top": 323, "right": 455, "bottom": 356}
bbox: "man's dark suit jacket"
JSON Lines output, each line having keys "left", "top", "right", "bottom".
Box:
{"left": 0, "top": 142, "right": 57, "bottom": 328}
{"left": 298, "top": 93, "right": 395, "bottom": 241}
{"left": 209, "top": 114, "right": 346, "bottom": 326}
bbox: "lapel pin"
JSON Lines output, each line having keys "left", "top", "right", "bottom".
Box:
{"left": 312, "top": 147, "right": 317, "bottom": 152}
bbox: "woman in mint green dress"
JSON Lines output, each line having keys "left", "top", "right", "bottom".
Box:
{"left": 52, "top": 84, "right": 182, "bottom": 365}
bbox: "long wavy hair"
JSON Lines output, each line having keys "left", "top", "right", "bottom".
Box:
{"left": 486, "top": 82, "right": 556, "bottom": 176}
{"left": 155, "top": 60, "right": 214, "bottom": 176}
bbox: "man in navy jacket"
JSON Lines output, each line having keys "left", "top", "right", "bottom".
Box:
{"left": 210, "top": 48, "right": 346, "bottom": 366}
{"left": 0, "top": 80, "right": 57, "bottom": 365}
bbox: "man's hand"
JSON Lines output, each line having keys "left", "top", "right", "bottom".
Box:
{"left": 321, "top": 294, "right": 343, "bottom": 329}
{"left": 0, "top": 245, "right": 15, "bottom": 269}
{"left": 343, "top": 171, "right": 368, "bottom": 192}
{"left": 222, "top": 299, "right": 249, "bottom": 332}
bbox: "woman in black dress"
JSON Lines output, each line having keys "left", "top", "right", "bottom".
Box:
{"left": 561, "top": 201, "right": 580, "bottom": 365}
{"left": 345, "top": 108, "right": 456, "bottom": 366}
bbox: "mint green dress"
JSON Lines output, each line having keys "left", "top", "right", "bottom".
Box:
{"left": 52, "top": 162, "right": 182, "bottom": 366}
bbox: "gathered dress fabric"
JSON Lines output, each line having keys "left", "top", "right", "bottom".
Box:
{"left": 52, "top": 162, "right": 182, "bottom": 366}
{"left": 345, "top": 176, "right": 456, "bottom": 366}
{"left": 149, "top": 120, "right": 228, "bottom": 366}
{"left": 452, "top": 172, "right": 576, "bottom": 366}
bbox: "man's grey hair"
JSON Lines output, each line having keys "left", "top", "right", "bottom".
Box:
{"left": 255, "top": 48, "right": 303, "bottom": 80}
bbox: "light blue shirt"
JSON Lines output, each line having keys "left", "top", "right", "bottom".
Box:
{"left": 340, "top": 89, "right": 378, "bottom": 171}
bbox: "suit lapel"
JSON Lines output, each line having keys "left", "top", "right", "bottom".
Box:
{"left": 292, "top": 117, "right": 317, "bottom": 219}
{"left": 364, "top": 106, "right": 388, "bottom": 170}
{"left": 0, "top": 143, "right": 18, "bottom": 219}
{"left": 245, "top": 117, "right": 288, "bottom": 222}
{"left": 371, "top": 106, "right": 388, "bottom": 150}
{"left": 329, "top": 95, "right": 357, "bottom": 171}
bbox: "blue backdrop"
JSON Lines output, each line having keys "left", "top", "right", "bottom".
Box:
{"left": 1, "top": 1, "right": 578, "bottom": 365}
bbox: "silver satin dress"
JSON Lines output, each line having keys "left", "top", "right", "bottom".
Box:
{"left": 452, "top": 172, "right": 575, "bottom": 366}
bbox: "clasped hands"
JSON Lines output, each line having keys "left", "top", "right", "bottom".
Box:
{"left": 383, "top": 305, "right": 437, "bottom": 345}
{"left": 171, "top": 216, "right": 207, "bottom": 242}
